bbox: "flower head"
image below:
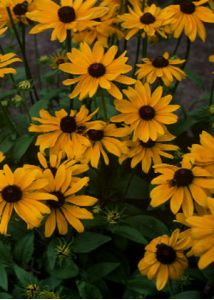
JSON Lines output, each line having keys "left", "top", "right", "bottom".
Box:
{"left": 0, "top": 52, "right": 21, "bottom": 78}
{"left": 59, "top": 42, "right": 135, "bottom": 100}
{"left": 111, "top": 81, "right": 179, "bottom": 142}
{"left": 138, "top": 229, "right": 188, "bottom": 290}
{"left": 136, "top": 52, "right": 186, "bottom": 87}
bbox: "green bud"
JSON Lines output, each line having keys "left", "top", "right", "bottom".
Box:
{"left": 17, "top": 80, "right": 32, "bottom": 90}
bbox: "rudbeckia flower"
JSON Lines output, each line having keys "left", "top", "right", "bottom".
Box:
{"left": 111, "top": 81, "right": 179, "bottom": 142}
{"left": 27, "top": 0, "right": 108, "bottom": 42}
{"left": 186, "top": 211, "right": 214, "bottom": 269}
{"left": 28, "top": 106, "right": 99, "bottom": 159}
{"left": 120, "top": 130, "right": 178, "bottom": 173}
{"left": 0, "top": 164, "right": 56, "bottom": 235}
{"left": 150, "top": 158, "right": 214, "bottom": 217}
{"left": 183, "top": 131, "right": 214, "bottom": 176}
{"left": 119, "top": 3, "right": 170, "bottom": 39}
{"left": 49, "top": 50, "right": 69, "bottom": 70}
{"left": 138, "top": 229, "right": 188, "bottom": 291}
{"left": 0, "top": 152, "right": 5, "bottom": 163}
{"left": 163, "top": 0, "right": 214, "bottom": 42}
{"left": 136, "top": 52, "right": 186, "bottom": 87}
{"left": 0, "top": 52, "right": 21, "bottom": 78}
{"left": 59, "top": 42, "right": 135, "bottom": 100}
{"left": 83, "top": 122, "right": 130, "bottom": 168}
{"left": 42, "top": 164, "right": 97, "bottom": 237}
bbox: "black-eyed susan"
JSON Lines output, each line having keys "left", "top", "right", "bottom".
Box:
{"left": 138, "top": 229, "right": 188, "bottom": 291}
{"left": 59, "top": 42, "right": 135, "bottom": 100}
{"left": 184, "top": 131, "right": 214, "bottom": 176}
{"left": 49, "top": 50, "right": 69, "bottom": 70}
{"left": 0, "top": 152, "right": 5, "bottom": 163}
{"left": 120, "top": 130, "right": 178, "bottom": 173}
{"left": 28, "top": 106, "right": 99, "bottom": 159}
{"left": 83, "top": 121, "right": 130, "bottom": 168}
{"left": 0, "top": 52, "right": 21, "bottom": 78}
{"left": 163, "top": 0, "right": 214, "bottom": 42}
{"left": 111, "top": 81, "right": 179, "bottom": 142}
{"left": 150, "top": 158, "right": 214, "bottom": 217}
{"left": 186, "top": 213, "right": 214, "bottom": 269}
{"left": 0, "top": 164, "right": 56, "bottom": 235}
{"left": 72, "top": 5, "right": 123, "bottom": 47}
{"left": 119, "top": 3, "right": 170, "bottom": 39}
{"left": 27, "top": 0, "right": 108, "bottom": 42}
{"left": 42, "top": 164, "right": 97, "bottom": 237}
{"left": 0, "top": 0, "right": 34, "bottom": 27}
{"left": 136, "top": 52, "right": 186, "bottom": 87}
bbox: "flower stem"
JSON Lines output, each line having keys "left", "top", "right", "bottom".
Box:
{"left": 34, "top": 35, "right": 42, "bottom": 89}
{"left": 66, "top": 30, "right": 72, "bottom": 52}
{"left": 7, "top": 8, "right": 39, "bottom": 103}
{"left": 209, "top": 77, "right": 214, "bottom": 106}
{"left": 142, "top": 35, "right": 148, "bottom": 59}
{"left": 100, "top": 89, "right": 108, "bottom": 121}
{"left": 132, "top": 33, "right": 141, "bottom": 77}
{"left": 0, "top": 101, "right": 20, "bottom": 136}
{"left": 172, "top": 35, "right": 182, "bottom": 56}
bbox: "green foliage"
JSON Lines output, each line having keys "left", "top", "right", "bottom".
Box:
{"left": 72, "top": 232, "right": 111, "bottom": 253}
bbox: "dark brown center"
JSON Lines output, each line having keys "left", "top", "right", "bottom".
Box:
{"left": 56, "top": 58, "right": 65, "bottom": 65}
{"left": 172, "top": 168, "right": 194, "bottom": 187}
{"left": 156, "top": 243, "right": 176, "bottom": 264}
{"left": 87, "top": 129, "right": 104, "bottom": 141}
{"left": 152, "top": 56, "right": 169, "bottom": 68}
{"left": 60, "top": 116, "right": 77, "bottom": 133}
{"left": 58, "top": 6, "right": 76, "bottom": 23}
{"left": 1, "top": 185, "right": 23, "bottom": 202}
{"left": 140, "top": 12, "right": 156, "bottom": 24}
{"left": 88, "top": 63, "right": 106, "bottom": 78}
{"left": 13, "top": 1, "right": 28, "bottom": 15}
{"left": 139, "top": 105, "right": 155, "bottom": 120}
{"left": 140, "top": 139, "right": 156, "bottom": 148}
{"left": 48, "top": 191, "right": 65, "bottom": 209}
{"left": 179, "top": 0, "right": 195, "bottom": 14}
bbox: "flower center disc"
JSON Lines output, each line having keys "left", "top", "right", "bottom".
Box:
{"left": 173, "top": 168, "right": 194, "bottom": 187}
{"left": 152, "top": 56, "right": 169, "bottom": 68}
{"left": 140, "top": 139, "right": 156, "bottom": 148}
{"left": 156, "top": 243, "right": 176, "bottom": 264}
{"left": 87, "top": 129, "right": 104, "bottom": 141}
{"left": 139, "top": 105, "right": 155, "bottom": 120}
{"left": 2, "top": 185, "right": 23, "bottom": 203}
{"left": 88, "top": 63, "right": 106, "bottom": 78}
{"left": 60, "top": 116, "right": 77, "bottom": 133}
{"left": 13, "top": 1, "right": 28, "bottom": 15}
{"left": 58, "top": 6, "right": 76, "bottom": 23}
{"left": 140, "top": 12, "right": 156, "bottom": 24}
{"left": 49, "top": 191, "right": 65, "bottom": 208}
{"left": 179, "top": 0, "right": 195, "bottom": 14}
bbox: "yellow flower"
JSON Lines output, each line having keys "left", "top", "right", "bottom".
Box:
{"left": 120, "top": 130, "right": 178, "bottom": 173}
{"left": 186, "top": 213, "right": 214, "bottom": 269}
{"left": 0, "top": 152, "right": 5, "bottom": 163}
{"left": 138, "top": 229, "right": 188, "bottom": 291}
{"left": 0, "top": 52, "right": 21, "bottom": 78}
{"left": 72, "top": 5, "right": 123, "bottom": 47}
{"left": 49, "top": 50, "right": 69, "bottom": 70}
{"left": 0, "top": 0, "right": 34, "bottom": 27}
{"left": 83, "top": 122, "right": 130, "bottom": 168}
{"left": 28, "top": 106, "right": 99, "bottom": 159}
{"left": 27, "top": 0, "right": 108, "bottom": 42}
{"left": 59, "top": 42, "right": 135, "bottom": 100}
{"left": 136, "top": 52, "right": 186, "bottom": 87}
{"left": 163, "top": 0, "right": 214, "bottom": 42}
{"left": 0, "top": 164, "right": 56, "bottom": 235}
{"left": 150, "top": 158, "right": 214, "bottom": 217}
{"left": 42, "top": 164, "right": 97, "bottom": 237}
{"left": 183, "top": 131, "right": 214, "bottom": 176}
{"left": 111, "top": 81, "right": 179, "bottom": 142}
{"left": 119, "top": 3, "right": 170, "bottom": 40}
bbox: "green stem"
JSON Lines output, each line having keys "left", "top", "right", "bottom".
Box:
{"left": 7, "top": 8, "right": 39, "bottom": 103}
{"left": 172, "top": 35, "right": 182, "bottom": 56}
{"left": 142, "top": 35, "right": 148, "bottom": 59}
{"left": 209, "top": 77, "right": 214, "bottom": 106}
{"left": 0, "top": 101, "right": 20, "bottom": 136}
{"left": 122, "top": 172, "right": 134, "bottom": 200}
{"left": 34, "top": 35, "right": 42, "bottom": 89}
{"left": 132, "top": 33, "right": 141, "bottom": 77}
{"left": 66, "top": 30, "right": 72, "bottom": 52}
{"left": 123, "top": 39, "right": 127, "bottom": 52}
{"left": 100, "top": 89, "right": 108, "bottom": 121}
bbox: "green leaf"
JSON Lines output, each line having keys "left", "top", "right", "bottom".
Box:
{"left": 171, "top": 291, "right": 201, "bottom": 299}
{"left": 0, "top": 241, "right": 12, "bottom": 265}
{"left": 14, "top": 232, "right": 34, "bottom": 267}
{"left": 72, "top": 232, "right": 111, "bottom": 253}
{"left": 125, "top": 215, "right": 169, "bottom": 239}
{"left": 110, "top": 224, "right": 147, "bottom": 244}
{"left": 126, "top": 175, "right": 149, "bottom": 199}
{"left": 127, "top": 274, "right": 156, "bottom": 296}
{"left": 0, "top": 293, "right": 12, "bottom": 299}
{"left": 46, "top": 240, "right": 58, "bottom": 271}
{"left": 11, "top": 135, "right": 34, "bottom": 161}
{"left": 85, "top": 262, "right": 120, "bottom": 283}
{"left": 185, "top": 68, "right": 205, "bottom": 89}
{"left": 51, "top": 259, "right": 79, "bottom": 279}
{"left": 0, "top": 264, "right": 8, "bottom": 291}
{"left": 77, "top": 281, "right": 102, "bottom": 299}
{"left": 14, "top": 265, "right": 37, "bottom": 286}
{"left": 29, "top": 99, "right": 49, "bottom": 117}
